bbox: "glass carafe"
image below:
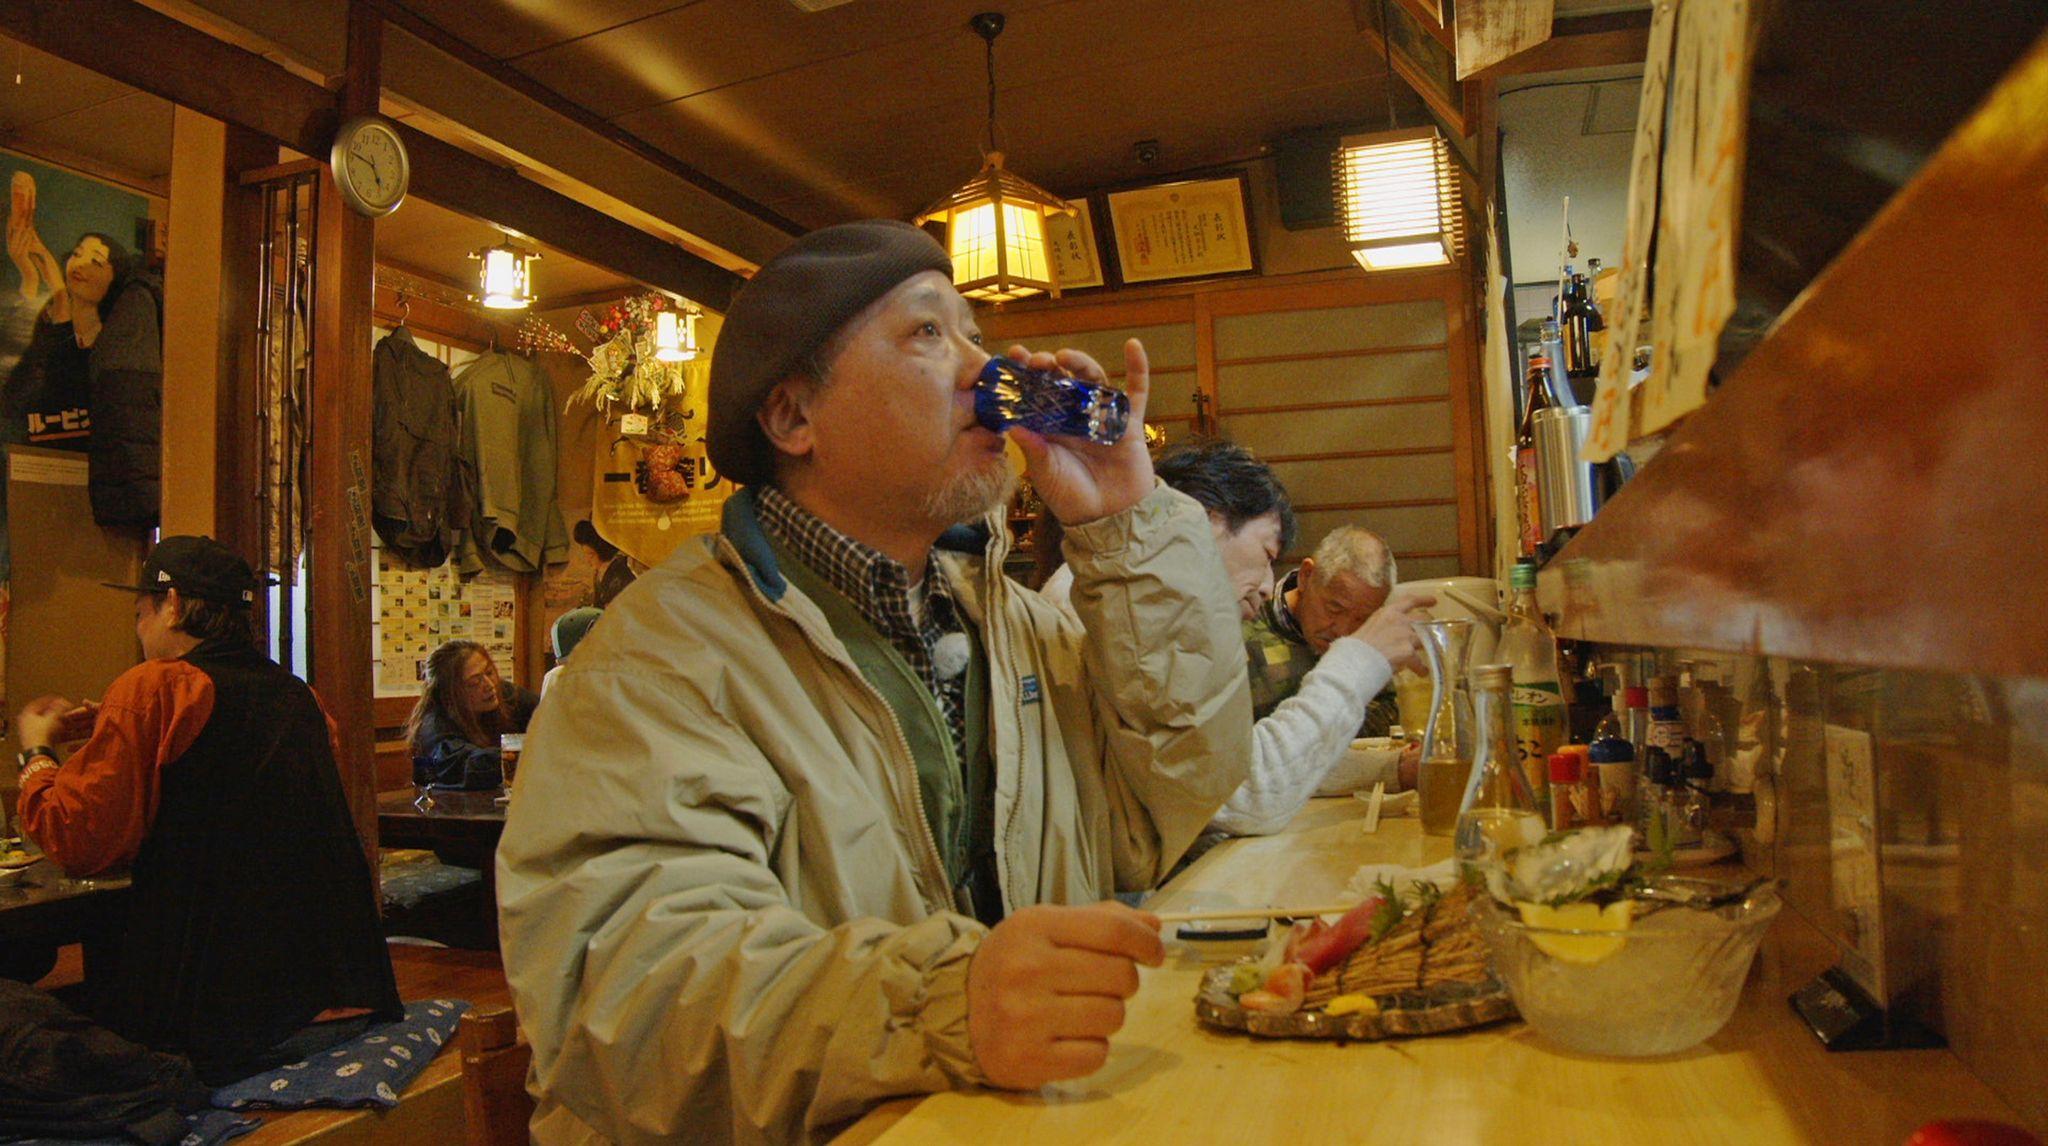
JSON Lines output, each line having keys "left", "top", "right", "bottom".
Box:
{"left": 1454, "top": 663, "right": 1547, "bottom": 879}
{"left": 1415, "top": 618, "right": 1476, "bottom": 836}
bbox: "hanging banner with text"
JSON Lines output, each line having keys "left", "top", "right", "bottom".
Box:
{"left": 1583, "top": 0, "right": 1755, "bottom": 459}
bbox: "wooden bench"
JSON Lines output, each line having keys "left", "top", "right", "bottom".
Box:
{"left": 459, "top": 1005, "right": 534, "bottom": 1146}
{"left": 235, "top": 947, "right": 516, "bottom": 1144}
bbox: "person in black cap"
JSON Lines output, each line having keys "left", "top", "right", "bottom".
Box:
{"left": 12, "top": 534, "right": 401, "bottom": 1083}
{"left": 498, "top": 220, "right": 1252, "bottom": 1143}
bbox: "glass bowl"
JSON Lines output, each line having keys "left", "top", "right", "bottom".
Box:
{"left": 1471, "top": 876, "right": 1781, "bottom": 1057}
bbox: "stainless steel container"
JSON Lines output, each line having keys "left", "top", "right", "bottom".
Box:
{"left": 1534, "top": 406, "right": 1597, "bottom": 534}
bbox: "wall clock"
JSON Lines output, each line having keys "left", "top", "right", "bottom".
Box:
{"left": 330, "top": 115, "right": 410, "bottom": 218}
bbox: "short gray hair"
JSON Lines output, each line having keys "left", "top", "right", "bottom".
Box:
{"left": 1307, "top": 525, "right": 1396, "bottom": 590}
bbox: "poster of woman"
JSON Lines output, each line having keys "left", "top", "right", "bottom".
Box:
{"left": 0, "top": 148, "right": 157, "bottom": 583}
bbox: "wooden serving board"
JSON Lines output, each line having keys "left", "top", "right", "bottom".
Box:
{"left": 1195, "top": 967, "right": 1516, "bottom": 1040}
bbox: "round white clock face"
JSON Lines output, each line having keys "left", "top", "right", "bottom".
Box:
{"left": 333, "top": 118, "right": 408, "bottom": 217}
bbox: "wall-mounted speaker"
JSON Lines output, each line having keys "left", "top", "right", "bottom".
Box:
{"left": 1272, "top": 126, "right": 1343, "bottom": 232}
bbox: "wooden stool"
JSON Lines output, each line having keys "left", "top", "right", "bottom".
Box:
{"left": 458, "top": 1004, "right": 533, "bottom": 1146}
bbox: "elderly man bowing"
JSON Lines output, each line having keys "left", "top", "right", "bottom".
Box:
{"left": 496, "top": 221, "right": 1252, "bottom": 1145}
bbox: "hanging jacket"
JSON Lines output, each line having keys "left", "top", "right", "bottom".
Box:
{"left": 371, "top": 327, "right": 463, "bottom": 567}
{"left": 452, "top": 349, "right": 568, "bottom": 575}
{"left": 86, "top": 272, "right": 163, "bottom": 529}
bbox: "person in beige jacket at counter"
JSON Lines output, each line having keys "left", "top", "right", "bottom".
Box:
{"left": 496, "top": 221, "right": 1253, "bottom": 1145}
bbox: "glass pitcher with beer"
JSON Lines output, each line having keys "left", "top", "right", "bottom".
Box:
{"left": 1414, "top": 618, "right": 1477, "bottom": 836}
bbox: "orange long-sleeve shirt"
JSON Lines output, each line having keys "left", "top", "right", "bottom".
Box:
{"left": 16, "top": 657, "right": 342, "bottom": 877}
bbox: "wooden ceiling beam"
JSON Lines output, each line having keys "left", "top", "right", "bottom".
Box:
{"left": 1470, "top": 12, "right": 1654, "bottom": 80}
{"left": 0, "top": 0, "right": 741, "bottom": 310}
{"left": 355, "top": 0, "right": 803, "bottom": 239}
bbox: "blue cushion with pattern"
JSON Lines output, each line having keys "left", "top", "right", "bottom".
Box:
{"left": 209, "top": 1000, "right": 469, "bottom": 1111}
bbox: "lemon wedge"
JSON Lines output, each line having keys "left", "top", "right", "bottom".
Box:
{"left": 1516, "top": 899, "right": 1633, "bottom": 965}
{"left": 1323, "top": 993, "right": 1380, "bottom": 1017}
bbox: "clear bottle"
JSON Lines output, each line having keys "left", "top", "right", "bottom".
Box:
{"left": 1696, "top": 664, "right": 1739, "bottom": 788}
{"left": 1680, "top": 665, "right": 1728, "bottom": 790}
{"left": 1454, "top": 663, "right": 1547, "bottom": 879}
{"left": 1500, "top": 563, "right": 1566, "bottom": 815}
{"left": 1623, "top": 684, "right": 1651, "bottom": 762}
{"left": 1590, "top": 683, "right": 1627, "bottom": 745}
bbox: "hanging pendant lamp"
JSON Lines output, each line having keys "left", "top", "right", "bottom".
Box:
{"left": 654, "top": 304, "right": 700, "bottom": 363}
{"left": 473, "top": 239, "right": 538, "bottom": 309}
{"left": 914, "top": 12, "right": 1071, "bottom": 303}
{"left": 1334, "top": 1, "right": 1466, "bottom": 271}
{"left": 1335, "top": 126, "right": 1463, "bottom": 270}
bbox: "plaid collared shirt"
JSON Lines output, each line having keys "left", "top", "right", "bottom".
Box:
{"left": 755, "top": 485, "right": 968, "bottom": 765}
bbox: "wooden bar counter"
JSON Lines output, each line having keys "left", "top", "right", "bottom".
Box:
{"left": 841, "top": 800, "right": 2020, "bottom": 1144}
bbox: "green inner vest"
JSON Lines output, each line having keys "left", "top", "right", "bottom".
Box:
{"left": 772, "top": 541, "right": 995, "bottom": 902}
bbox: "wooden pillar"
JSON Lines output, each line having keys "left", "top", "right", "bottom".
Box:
{"left": 213, "top": 136, "right": 274, "bottom": 576}
{"left": 310, "top": 3, "right": 382, "bottom": 855}
{"left": 161, "top": 108, "right": 272, "bottom": 544}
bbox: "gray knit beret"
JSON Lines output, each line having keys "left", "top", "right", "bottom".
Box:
{"left": 707, "top": 220, "right": 953, "bottom": 487}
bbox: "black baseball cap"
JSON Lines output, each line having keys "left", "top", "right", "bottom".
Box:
{"left": 102, "top": 535, "right": 272, "bottom": 606}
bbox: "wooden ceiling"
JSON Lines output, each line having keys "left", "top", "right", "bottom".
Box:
{"left": 0, "top": 31, "right": 637, "bottom": 309}
{"left": 0, "top": 38, "right": 174, "bottom": 195}
{"left": 380, "top": 0, "right": 1419, "bottom": 229}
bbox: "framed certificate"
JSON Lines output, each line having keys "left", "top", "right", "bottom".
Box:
{"left": 1045, "top": 198, "right": 1105, "bottom": 291}
{"left": 1105, "top": 173, "right": 1258, "bottom": 285}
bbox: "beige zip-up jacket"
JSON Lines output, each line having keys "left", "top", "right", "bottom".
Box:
{"left": 497, "top": 483, "right": 1252, "bottom": 1144}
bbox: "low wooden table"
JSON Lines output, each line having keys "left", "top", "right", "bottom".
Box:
{"left": 841, "top": 799, "right": 2023, "bottom": 1144}
{"left": 0, "top": 856, "right": 128, "bottom": 976}
{"left": 376, "top": 788, "right": 510, "bottom": 861}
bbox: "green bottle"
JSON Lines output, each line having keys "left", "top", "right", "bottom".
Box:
{"left": 1500, "top": 562, "right": 1566, "bottom": 813}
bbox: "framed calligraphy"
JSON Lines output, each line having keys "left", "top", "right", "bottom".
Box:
{"left": 1045, "top": 198, "right": 1106, "bottom": 291}
{"left": 1104, "top": 173, "right": 1258, "bottom": 286}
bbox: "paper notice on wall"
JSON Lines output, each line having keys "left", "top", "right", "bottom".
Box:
{"left": 1637, "top": 0, "right": 1755, "bottom": 436}
{"left": 372, "top": 546, "right": 520, "bottom": 697}
{"left": 8, "top": 451, "right": 89, "bottom": 485}
{"left": 1822, "top": 723, "right": 1887, "bottom": 999}
{"left": 1455, "top": 0, "right": 1556, "bottom": 80}
{"left": 1582, "top": 0, "right": 1678, "bottom": 462}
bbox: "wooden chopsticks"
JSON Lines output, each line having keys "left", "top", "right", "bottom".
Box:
{"left": 1152, "top": 904, "right": 1357, "bottom": 924}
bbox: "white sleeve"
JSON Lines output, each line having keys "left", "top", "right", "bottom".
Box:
{"left": 1208, "top": 637, "right": 1394, "bottom": 837}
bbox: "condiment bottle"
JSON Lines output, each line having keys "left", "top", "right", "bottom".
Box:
{"left": 1548, "top": 752, "right": 1589, "bottom": 831}
{"left": 1454, "top": 663, "right": 1547, "bottom": 878}
{"left": 1646, "top": 675, "right": 1687, "bottom": 757}
{"left": 1561, "top": 743, "right": 1597, "bottom": 823}
{"left": 1516, "top": 347, "right": 1558, "bottom": 558}
{"left": 1587, "top": 729, "right": 1637, "bottom": 830}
